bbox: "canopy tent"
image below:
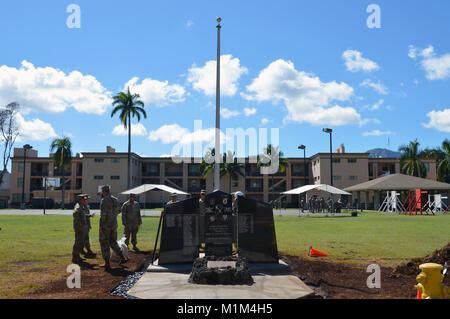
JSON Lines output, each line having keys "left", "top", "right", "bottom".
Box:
{"left": 282, "top": 184, "right": 351, "bottom": 196}
{"left": 120, "top": 184, "right": 189, "bottom": 195}
{"left": 343, "top": 174, "right": 450, "bottom": 192}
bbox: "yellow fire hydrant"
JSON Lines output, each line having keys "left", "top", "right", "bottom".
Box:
{"left": 414, "top": 263, "right": 449, "bottom": 299}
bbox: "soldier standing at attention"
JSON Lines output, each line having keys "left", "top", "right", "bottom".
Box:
{"left": 82, "top": 197, "right": 96, "bottom": 258}
{"left": 99, "top": 185, "right": 127, "bottom": 270}
{"left": 72, "top": 194, "right": 91, "bottom": 264}
{"left": 198, "top": 190, "right": 206, "bottom": 216}
{"left": 121, "top": 193, "right": 142, "bottom": 251}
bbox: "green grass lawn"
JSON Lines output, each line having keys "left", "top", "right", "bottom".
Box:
{"left": 0, "top": 212, "right": 448, "bottom": 297}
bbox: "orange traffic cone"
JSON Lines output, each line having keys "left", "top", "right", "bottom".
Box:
{"left": 308, "top": 246, "right": 328, "bottom": 257}
{"left": 416, "top": 290, "right": 422, "bottom": 299}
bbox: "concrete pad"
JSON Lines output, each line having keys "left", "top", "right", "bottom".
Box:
{"left": 128, "top": 267, "right": 314, "bottom": 299}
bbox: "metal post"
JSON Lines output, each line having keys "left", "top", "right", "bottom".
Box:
{"left": 329, "top": 132, "right": 333, "bottom": 186}
{"left": 43, "top": 178, "right": 46, "bottom": 215}
{"left": 214, "top": 17, "right": 222, "bottom": 191}
{"left": 21, "top": 145, "right": 32, "bottom": 210}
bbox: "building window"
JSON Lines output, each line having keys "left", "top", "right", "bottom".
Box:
{"left": 94, "top": 158, "right": 104, "bottom": 163}
{"left": 332, "top": 158, "right": 341, "bottom": 163}
{"left": 348, "top": 158, "right": 357, "bottom": 163}
{"left": 12, "top": 194, "right": 22, "bottom": 203}
{"left": 424, "top": 163, "right": 430, "bottom": 171}
{"left": 18, "top": 162, "right": 24, "bottom": 172}
{"left": 332, "top": 175, "right": 341, "bottom": 181}
{"left": 111, "top": 176, "right": 120, "bottom": 180}
{"left": 349, "top": 176, "right": 358, "bottom": 180}
{"left": 232, "top": 181, "right": 238, "bottom": 187}
{"left": 111, "top": 158, "right": 120, "bottom": 163}
{"left": 94, "top": 176, "right": 103, "bottom": 180}
{"left": 17, "top": 178, "right": 24, "bottom": 187}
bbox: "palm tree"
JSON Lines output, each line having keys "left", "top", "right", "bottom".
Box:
{"left": 50, "top": 137, "right": 72, "bottom": 209}
{"left": 398, "top": 139, "right": 427, "bottom": 178}
{"left": 258, "top": 144, "right": 289, "bottom": 202}
{"left": 111, "top": 87, "right": 146, "bottom": 190}
{"left": 221, "top": 151, "right": 244, "bottom": 192}
{"left": 424, "top": 139, "right": 450, "bottom": 183}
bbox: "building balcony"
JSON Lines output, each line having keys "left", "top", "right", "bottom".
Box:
{"left": 188, "top": 171, "right": 202, "bottom": 177}
{"left": 142, "top": 172, "right": 160, "bottom": 177}
{"left": 31, "top": 170, "right": 48, "bottom": 177}
{"left": 246, "top": 187, "right": 263, "bottom": 193}
{"left": 245, "top": 171, "right": 262, "bottom": 177}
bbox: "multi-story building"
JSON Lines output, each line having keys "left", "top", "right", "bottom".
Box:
{"left": 9, "top": 145, "right": 437, "bottom": 208}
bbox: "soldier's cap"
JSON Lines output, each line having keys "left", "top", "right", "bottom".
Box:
{"left": 200, "top": 189, "right": 206, "bottom": 195}
{"left": 171, "top": 193, "right": 177, "bottom": 196}
{"left": 101, "top": 185, "right": 110, "bottom": 192}
{"left": 77, "top": 194, "right": 90, "bottom": 200}
{"left": 129, "top": 193, "right": 137, "bottom": 197}
{"left": 233, "top": 191, "right": 244, "bottom": 199}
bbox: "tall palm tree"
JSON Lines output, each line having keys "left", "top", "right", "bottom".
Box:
{"left": 258, "top": 144, "right": 289, "bottom": 202}
{"left": 111, "top": 87, "right": 146, "bottom": 190}
{"left": 424, "top": 139, "right": 450, "bottom": 183}
{"left": 398, "top": 139, "right": 427, "bottom": 178}
{"left": 50, "top": 137, "right": 72, "bottom": 209}
{"left": 221, "top": 151, "right": 244, "bottom": 192}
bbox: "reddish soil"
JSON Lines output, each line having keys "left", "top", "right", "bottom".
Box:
{"left": 24, "top": 243, "right": 449, "bottom": 299}
{"left": 25, "top": 250, "right": 153, "bottom": 299}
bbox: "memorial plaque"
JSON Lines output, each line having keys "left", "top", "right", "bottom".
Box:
{"left": 158, "top": 197, "right": 200, "bottom": 265}
{"left": 237, "top": 197, "right": 278, "bottom": 263}
{"left": 204, "top": 191, "right": 233, "bottom": 257}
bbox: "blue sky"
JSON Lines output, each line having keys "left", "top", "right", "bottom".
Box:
{"left": 1, "top": 0, "right": 450, "bottom": 165}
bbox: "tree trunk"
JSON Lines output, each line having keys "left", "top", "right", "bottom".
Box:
{"left": 62, "top": 165, "right": 65, "bottom": 210}
{"left": 127, "top": 113, "right": 131, "bottom": 190}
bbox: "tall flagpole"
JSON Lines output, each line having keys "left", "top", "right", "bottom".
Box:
{"left": 214, "top": 17, "right": 222, "bottom": 191}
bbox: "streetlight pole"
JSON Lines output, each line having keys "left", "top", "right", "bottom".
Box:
{"left": 322, "top": 128, "right": 333, "bottom": 186}
{"left": 298, "top": 144, "right": 307, "bottom": 212}
{"left": 214, "top": 17, "right": 222, "bottom": 191}
{"left": 21, "top": 144, "right": 32, "bottom": 210}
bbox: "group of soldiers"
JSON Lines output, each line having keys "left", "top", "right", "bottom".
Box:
{"left": 72, "top": 185, "right": 142, "bottom": 270}
{"left": 299, "top": 196, "right": 345, "bottom": 213}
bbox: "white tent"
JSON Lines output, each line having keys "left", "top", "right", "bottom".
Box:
{"left": 120, "top": 184, "right": 189, "bottom": 195}
{"left": 282, "top": 184, "right": 350, "bottom": 196}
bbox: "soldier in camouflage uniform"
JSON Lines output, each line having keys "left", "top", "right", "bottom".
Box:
{"left": 99, "top": 185, "right": 127, "bottom": 270}
{"left": 82, "top": 198, "right": 96, "bottom": 258}
{"left": 121, "top": 193, "right": 142, "bottom": 251}
{"left": 72, "top": 194, "right": 91, "bottom": 264}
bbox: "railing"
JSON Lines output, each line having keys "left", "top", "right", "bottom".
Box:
{"left": 246, "top": 187, "right": 263, "bottom": 192}
{"left": 165, "top": 171, "right": 183, "bottom": 177}
{"left": 188, "top": 186, "right": 202, "bottom": 192}
{"left": 245, "top": 171, "right": 262, "bottom": 177}
{"left": 142, "top": 172, "right": 160, "bottom": 177}
{"left": 188, "top": 172, "right": 202, "bottom": 176}
{"left": 31, "top": 170, "right": 48, "bottom": 177}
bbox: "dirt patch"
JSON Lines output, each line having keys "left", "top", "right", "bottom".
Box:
{"left": 393, "top": 242, "right": 449, "bottom": 280}
{"left": 25, "top": 250, "right": 153, "bottom": 299}
{"left": 282, "top": 254, "right": 418, "bottom": 299}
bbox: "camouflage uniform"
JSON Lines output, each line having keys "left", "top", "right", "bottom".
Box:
{"left": 72, "top": 202, "right": 89, "bottom": 260}
{"left": 121, "top": 200, "right": 142, "bottom": 247}
{"left": 83, "top": 205, "right": 93, "bottom": 251}
{"left": 99, "top": 193, "right": 123, "bottom": 261}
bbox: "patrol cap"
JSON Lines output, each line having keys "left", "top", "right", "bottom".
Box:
{"left": 101, "top": 185, "right": 110, "bottom": 192}
{"left": 77, "top": 194, "right": 90, "bottom": 200}
{"left": 129, "top": 193, "right": 137, "bottom": 197}
{"left": 200, "top": 189, "right": 206, "bottom": 195}
{"left": 234, "top": 191, "right": 244, "bottom": 199}
{"left": 171, "top": 193, "right": 177, "bottom": 197}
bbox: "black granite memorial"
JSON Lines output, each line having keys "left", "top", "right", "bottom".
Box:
{"left": 157, "top": 190, "right": 278, "bottom": 266}
{"left": 158, "top": 197, "right": 200, "bottom": 264}
{"left": 203, "top": 191, "right": 233, "bottom": 257}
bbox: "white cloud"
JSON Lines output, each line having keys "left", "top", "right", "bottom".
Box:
{"left": 112, "top": 123, "right": 148, "bottom": 136}
{"left": 342, "top": 50, "right": 379, "bottom": 73}
{"left": 186, "top": 20, "right": 194, "bottom": 27}
{"left": 187, "top": 55, "right": 248, "bottom": 97}
{"left": 124, "top": 77, "right": 186, "bottom": 107}
{"left": 15, "top": 113, "right": 57, "bottom": 141}
{"left": 260, "top": 118, "right": 269, "bottom": 125}
{"left": 360, "top": 79, "right": 388, "bottom": 95}
{"left": 364, "top": 99, "right": 384, "bottom": 111}
{"left": 243, "top": 59, "right": 362, "bottom": 126}
{"left": 424, "top": 108, "right": 450, "bottom": 132}
{"left": 243, "top": 107, "right": 256, "bottom": 116}
{"left": 148, "top": 124, "right": 226, "bottom": 146}
{"left": 362, "top": 130, "right": 392, "bottom": 136}
{"left": 0, "top": 60, "right": 111, "bottom": 114}
{"left": 409, "top": 45, "right": 450, "bottom": 80}
{"left": 221, "top": 108, "right": 240, "bottom": 119}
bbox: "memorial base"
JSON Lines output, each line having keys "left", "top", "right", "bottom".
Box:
{"left": 188, "top": 256, "right": 254, "bottom": 285}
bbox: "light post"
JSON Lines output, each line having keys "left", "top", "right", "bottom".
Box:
{"left": 298, "top": 144, "right": 307, "bottom": 212}
{"left": 21, "top": 144, "right": 32, "bottom": 210}
{"left": 322, "top": 128, "right": 333, "bottom": 186}
{"left": 214, "top": 17, "right": 222, "bottom": 191}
